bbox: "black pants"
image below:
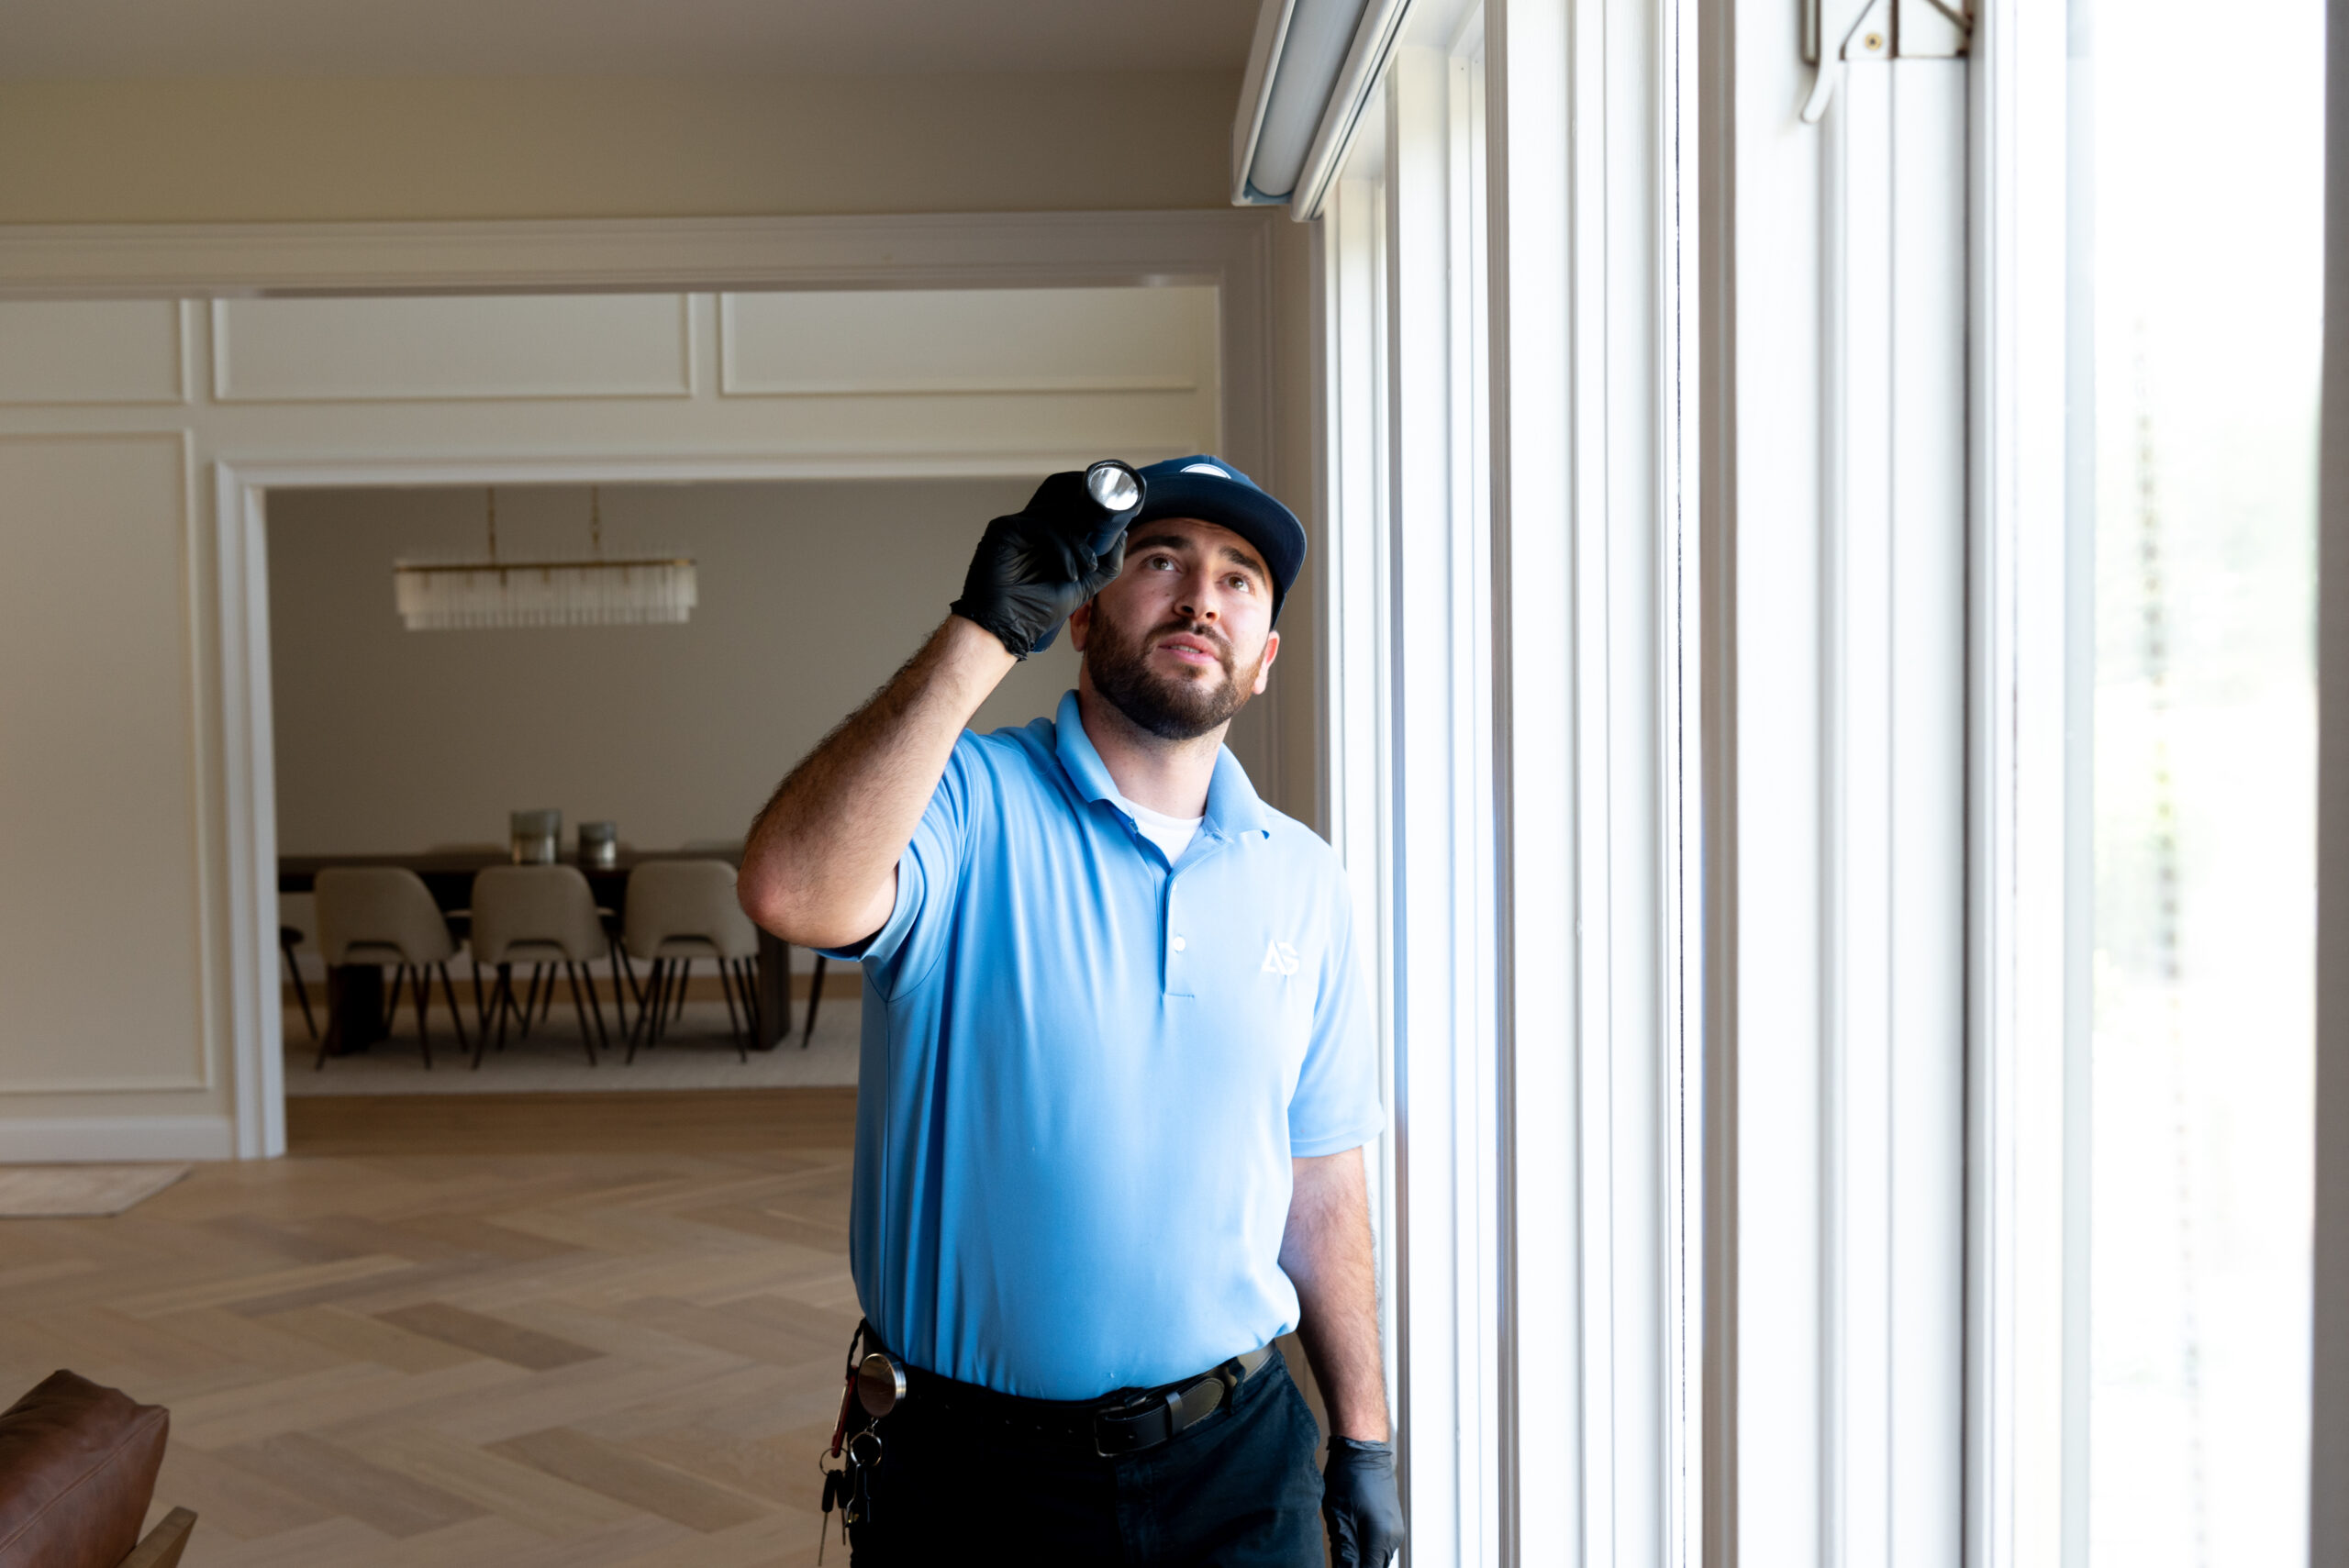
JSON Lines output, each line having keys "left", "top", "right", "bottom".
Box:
{"left": 846, "top": 1348, "right": 1326, "bottom": 1566}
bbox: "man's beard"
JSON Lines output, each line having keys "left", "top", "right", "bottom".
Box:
{"left": 1084, "top": 605, "right": 1262, "bottom": 741}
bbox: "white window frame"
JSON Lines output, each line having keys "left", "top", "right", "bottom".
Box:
{"left": 1968, "top": 2, "right": 2076, "bottom": 1561}
{"left": 1312, "top": 0, "right": 1697, "bottom": 1559}
{"left": 1701, "top": 1, "right": 2072, "bottom": 1564}
{"left": 2316, "top": 2, "right": 2349, "bottom": 1554}
{"left": 1297, "top": 0, "right": 2079, "bottom": 1560}
{"left": 1484, "top": 0, "right": 1698, "bottom": 1561}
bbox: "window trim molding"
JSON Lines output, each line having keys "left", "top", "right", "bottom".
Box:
{"left": 1314, "top": 0, "right": 1698, "bottom": 1558}
{"left": 1965, "top": 3, "right": 2075, "bottom": 1562}
{"left": 2313, "top": 0, "right": 2349, "bottom": 1547}
{"left": 1486, "top": 0, "right": 1698, "bottom": 1560}
{"left": 1700, "top": 5, "right": 1988, "bottom": 1566}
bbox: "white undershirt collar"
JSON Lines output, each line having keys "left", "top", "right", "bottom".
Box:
{"left": 1108, "top": 788, "right": 1206, "bottom": 864}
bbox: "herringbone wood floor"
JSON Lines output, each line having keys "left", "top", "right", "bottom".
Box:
{"left": 1, "top": 1091, "right": 863, "bottom": 1567}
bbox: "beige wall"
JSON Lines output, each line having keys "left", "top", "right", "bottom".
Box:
{"left": 268, "top": 478, "right": 1308, "bottom": 860}
{"left": 272, "top": 479, "right": 1067, "bottom": 854}
{"left": 0, "top": 72, "right": 1240, "bottom": 224}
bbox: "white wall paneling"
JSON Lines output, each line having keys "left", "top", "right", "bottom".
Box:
{"left": 719, "top": 285, "right": 1215, "bottom": 397}
{"left": 0, "top": 212, "right": 1275, "bottom": 511}
{"left": 0, "top": 209, "right": 1281, "bottom": 1162}
{"left": 0, "top": 299, "right": 186, "bottom": 405}
{"left": 213, "top": 294, "right": 696, "bottom": 402}
{"left": 0, "top": 433, "right": 212, "bottom": 1096}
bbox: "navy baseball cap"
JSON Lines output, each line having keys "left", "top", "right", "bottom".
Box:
{"left": 1130, "top": 455, "right": 1307, "bottom": 625}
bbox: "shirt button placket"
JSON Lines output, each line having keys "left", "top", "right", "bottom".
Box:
{"left": 1164, "top": 877, "right": 1194, "bottom": 997}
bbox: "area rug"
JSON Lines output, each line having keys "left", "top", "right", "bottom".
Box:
{"left": 0, "top": 1164, "right": 190, "bottom": 1218}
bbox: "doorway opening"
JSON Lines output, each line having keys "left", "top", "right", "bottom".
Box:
{"left": 265, "top": 475, "right": 1074, "bottom": 1106}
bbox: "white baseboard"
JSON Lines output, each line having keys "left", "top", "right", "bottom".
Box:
{"left": 0, "top": 1115, "right": 235, "bottom": 1163}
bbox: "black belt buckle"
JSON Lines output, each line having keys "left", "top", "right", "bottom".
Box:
{"left": 1091, "top": 1390, "right": 1174, "bottom": 1457}
{"left": 1090, "top": 1360, "right": 1245, "bottom": 1458}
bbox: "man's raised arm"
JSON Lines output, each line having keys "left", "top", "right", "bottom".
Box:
{"left": 738, "top": 617, "right": 1015, "bottom": 951}
{"left": 738, "top": 465, "right": 1141, "bottom": 951}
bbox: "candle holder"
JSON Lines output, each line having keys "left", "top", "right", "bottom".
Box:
{"left": 577, "top": 821, "right": 619, "bottom": 870}
{"left": 509, "top": 809, "right": 561, "bottom": 864}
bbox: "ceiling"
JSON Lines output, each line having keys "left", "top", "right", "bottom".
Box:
{"left": 0, "top": 0, "right": 1263, "bottom": 80}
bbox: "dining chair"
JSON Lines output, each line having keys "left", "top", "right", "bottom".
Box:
{"left": 312, "top": 867, "right": 467, "bottom": 1071}
{"left": 276, "top": 894, "right": 320, "bottom": 1042}
{"left": 277, "top": 926, "right": 317, "bottom": 1042}
{"left": 620, "top": 860, "right": 762, "bottom": 1063}
{"left": 796, "top": 950, "right": 831, "bottom": 1051}
{"left": 467, "top": 865, "right": 613, "bottom": 1068}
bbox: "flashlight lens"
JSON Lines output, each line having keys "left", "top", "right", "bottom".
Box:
{"left": 1086, "top": 462, "right": 1141, "bottom": 513}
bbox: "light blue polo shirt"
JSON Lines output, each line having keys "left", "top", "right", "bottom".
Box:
{"left": 838, "top": 690, "right": 1383, "bottom": 1400}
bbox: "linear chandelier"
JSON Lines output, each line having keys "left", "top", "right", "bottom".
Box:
{"left": 393, "top": 486, "right": 696, "bottom": 631}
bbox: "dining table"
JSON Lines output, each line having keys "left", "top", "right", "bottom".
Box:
{"left": 277, "top": 848, "right": 798, "bottom": 1053}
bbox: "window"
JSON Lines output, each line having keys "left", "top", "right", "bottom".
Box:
{"left": 1263, "top": 0, "right": 2333, "bottom": 1559}
{"left": 2076, "top": 0, "right": 2324, "bottom": 1561}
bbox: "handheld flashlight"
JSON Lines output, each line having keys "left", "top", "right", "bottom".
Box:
{"left": 1082, "top": 460, "right": 1144, "bottom": 557}
{"left": 1085, "top": 459, "right": 1141, "bottom": 513}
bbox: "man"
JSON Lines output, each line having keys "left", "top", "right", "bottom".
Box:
{"left": 739, "top": 456, "right": 1405, "bottom": 1565}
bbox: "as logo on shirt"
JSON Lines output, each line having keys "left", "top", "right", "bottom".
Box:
{"left": 1260, "top": 940, "right": 1302, "bottom": 977}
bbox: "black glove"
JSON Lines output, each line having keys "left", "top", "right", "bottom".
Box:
{"left": 1322, "top": 1436, "right": 1405, "bottom": 1567}
{"left": 949, "top": 467, "right": 1142, "bottom": 658}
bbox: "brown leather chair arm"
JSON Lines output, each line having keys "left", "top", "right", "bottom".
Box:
{"left": 0, "top": 1371, "right": 170, "bottom": 1568}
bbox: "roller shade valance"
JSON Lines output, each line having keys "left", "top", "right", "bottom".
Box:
{"left": 1230, "top": 0, "right": 1414, "bottom": 218}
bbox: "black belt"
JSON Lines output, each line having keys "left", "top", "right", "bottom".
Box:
{"left": 873, "top": 1335, "right": 1277, "bottom": 1458}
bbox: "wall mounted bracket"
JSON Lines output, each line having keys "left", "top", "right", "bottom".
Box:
{"left": 1802, "top": 0, "right": 1972, "bottom": 121}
